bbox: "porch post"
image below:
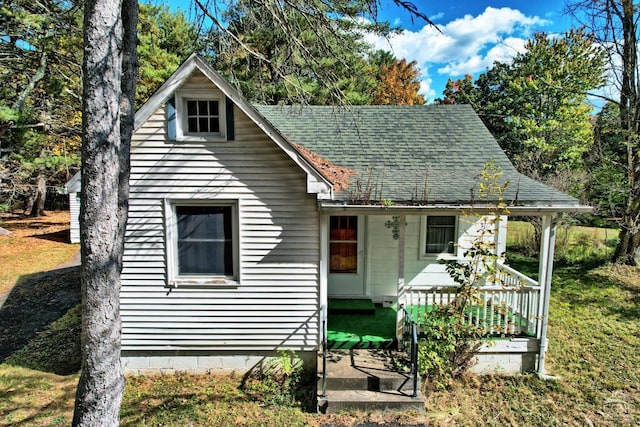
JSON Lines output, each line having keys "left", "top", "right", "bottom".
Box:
{"left": 396, "top": 214, "right": 406, "bottom": 342}
{"left": 537, "top": 214, "right": 558, "bottom": 376}
{"left": 319, "top": 213, "right": 328, "bottom": 313}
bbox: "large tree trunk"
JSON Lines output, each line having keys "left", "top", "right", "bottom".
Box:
{"left": 72, "top": 0, "right": 126, "bottom": 424}
{"left": 29, "top": 174, "right": 46, "bottom": 217}
{"left": 612, "top": 0, "right": 640, "bottom": 265}
{"left": 614, "top": 175, "right": 640, "bottom": 265}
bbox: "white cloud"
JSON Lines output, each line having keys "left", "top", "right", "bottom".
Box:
{"left": 364, "top": 7, "right": 550, "bottom": 100}
{"left": 419, "top": 76, "right": 436, "bottom": 101}
{"left": 437, "top": 36, "right": 529, "bottom": 75}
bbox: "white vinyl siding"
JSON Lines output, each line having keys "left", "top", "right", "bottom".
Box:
{"left": 69, "top": 192, "right": 80, "bottom": 243}
{"left": 121, "top": 74, "right": 320, "bottom": 351}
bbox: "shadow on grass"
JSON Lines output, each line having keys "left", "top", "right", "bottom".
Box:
{"left": 240, "top": 358, "right": 318, "bottom": 413}
{"left": 0, "top": 266, "right": 81, "bottom": 375}
{"left": 121, "top": 372, "right": 317, "bottom": 426}
{"left": 31, "top": 228, "right": 71, "bottom": 244}
{"left": 120, "top": 393, "right": 202, "bottom": 427}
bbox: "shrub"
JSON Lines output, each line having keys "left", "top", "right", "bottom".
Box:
{"left": 418, "top": 305, "right": 483, "bottom": 389}
{"left": 419, "top": 161, "right": 505, "bottom": 389}
{"left": 241, "top": 350, "right": 313, "bottom": 409}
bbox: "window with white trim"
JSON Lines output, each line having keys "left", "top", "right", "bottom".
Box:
{"left": 170, "top": 90, "right": 228, "bottom": 141}
{"left": 424, "top": 216, "right": 456, "bottom": 255}
{"left": 167, "top": 201, "right": 238, "bottom": 285}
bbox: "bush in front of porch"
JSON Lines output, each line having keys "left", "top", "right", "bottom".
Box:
{"left": 418, "top": 161, "right": 510, "bottom": 387}
{"left": 417, "top": 304, "right": 483, "bottom": 387}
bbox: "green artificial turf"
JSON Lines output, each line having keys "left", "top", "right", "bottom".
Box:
{"left": 328, "top": 298, "right": 376, "bottom": 314}
{"left": 326, "top": 305, "right": 397, "bottom": 349}
{"left": 408, "top": 304, "right": 535, "bottom": 337}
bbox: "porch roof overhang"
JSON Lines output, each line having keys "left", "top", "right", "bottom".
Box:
{"left": 318, "top": 202, "right": 593, "bottom": 216}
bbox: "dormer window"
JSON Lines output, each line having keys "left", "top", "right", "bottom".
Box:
{"left": 168, "top": 89, "right": 234, "bottom": 141}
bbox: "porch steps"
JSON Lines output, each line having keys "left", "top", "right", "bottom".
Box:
{"left": 317, "top": 349, "right": 425, "bottom": 414}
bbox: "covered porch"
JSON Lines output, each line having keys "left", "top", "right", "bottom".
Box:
{"left": 327, "top": 263, "right": 540, "bottom": 345}
{"left": 320, "top": 209, "right": 565, "bottom": 375}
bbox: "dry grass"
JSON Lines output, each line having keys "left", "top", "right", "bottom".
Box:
{"left": 507, "top": 220, "right": 619, "bottom": 262}
{"left": 0, "top": 366, "right": 78, "bottom": 426}
{"left": 0, "top": 211, "right": 80, "bottom": 426}
{"left": 121, "top": 372, "right": 430, "bottom": 427}
{"left": 0, "top": 211, "right": 79, "bottom": 296}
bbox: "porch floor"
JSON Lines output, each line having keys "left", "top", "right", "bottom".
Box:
{"left": 327, "top": 302, "right": 397, "bottom": 350}
{"left": 326, "top": 299, "right": 536, "bottom": 350}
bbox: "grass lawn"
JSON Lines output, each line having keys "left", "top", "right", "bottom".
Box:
{"left": 0, "top": 215, "right": 639, "bottom": 425}
{"left": 0, "top": 211, "right": 79, "bottom": 296}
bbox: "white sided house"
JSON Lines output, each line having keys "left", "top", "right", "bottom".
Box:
{"left": 67, "top": 55, "right": 589, "bottom": 386}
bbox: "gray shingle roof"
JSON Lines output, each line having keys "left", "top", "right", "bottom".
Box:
{"left": 255, "top": 104, "right": 580, "bottom": 207}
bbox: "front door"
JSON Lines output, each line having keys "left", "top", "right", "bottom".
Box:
{"left": 328, "top": 215, "right": 366, "bottom": 297}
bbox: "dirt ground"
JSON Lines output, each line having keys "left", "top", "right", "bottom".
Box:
{"left": 0, "top": 210, "right": 72, "bottom": 237}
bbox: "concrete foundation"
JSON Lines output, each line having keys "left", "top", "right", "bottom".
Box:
{"left": 471, "top": 338, "right": 539, "bottom": 374}
{"left": 121, "top": 350, "right": 318, "bottom": 375}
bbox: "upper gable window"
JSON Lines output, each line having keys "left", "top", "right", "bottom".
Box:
{"left": 169, "top": 89, "right": 232, "bottom": 141}
{"left": 186, "top": 100, "right": 220, "bottom": 134}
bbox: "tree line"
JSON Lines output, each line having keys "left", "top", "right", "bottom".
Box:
{"left": 0, "top": 0, "right": 424, "bottom": 217}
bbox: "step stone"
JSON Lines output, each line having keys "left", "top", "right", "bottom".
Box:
{"left": 317, "top": 349, "right": 425, "bottom": 413}
{"left": 319, "top": 374, "right": 411, "bottom": 392}
{"left": 317, "top": 390, "right": 425, "bottom": 414}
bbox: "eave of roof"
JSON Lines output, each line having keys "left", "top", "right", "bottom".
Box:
{"left": 318, "top": 202, "right": 592, "bottom": 216}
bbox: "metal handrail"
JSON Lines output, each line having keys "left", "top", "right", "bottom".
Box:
{"left": 399, "top": 303, "right": 419, "bottom": 398}
{"left": 319, "top": 304, "right": 327, "bottom": 398}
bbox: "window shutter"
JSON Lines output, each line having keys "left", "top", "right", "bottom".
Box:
{"left": 167, "top": 97, "right": 176, "bottom": 140}
{"left": 225, "top": 98, "right": 234, "bottom": 141}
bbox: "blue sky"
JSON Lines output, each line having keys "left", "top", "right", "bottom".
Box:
{"left": 164, "top": 0, "right": 577, "bottom": 102}
{"left": 364, "top": 0, "right": 577, "bottom": 101}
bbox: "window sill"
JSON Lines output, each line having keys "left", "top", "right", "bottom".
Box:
{"left": 167, "top": 277, "right": 239, "bottom": 289}
{"left": 176, "top": 135, "right": 227, "bottom": 142}
{"left": 422, "top": 253, "right": 458, "bottom": 261}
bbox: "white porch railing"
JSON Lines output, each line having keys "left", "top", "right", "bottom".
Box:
{"left": 405, "top": 263, "right": 540, "bottom": 337}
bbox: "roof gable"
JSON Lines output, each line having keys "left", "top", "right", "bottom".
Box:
{"left": 134, "top": 54, "right": 332, "bottom": 199}
{"left": 64, "top": 170, "right": 81, "bottom": 193}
